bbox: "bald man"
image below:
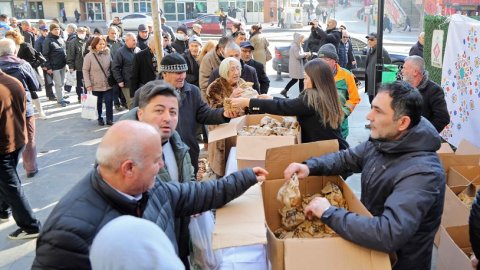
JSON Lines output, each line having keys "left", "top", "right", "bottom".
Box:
{"left": 33, "top": 120, "right": 268, "bottom": 270}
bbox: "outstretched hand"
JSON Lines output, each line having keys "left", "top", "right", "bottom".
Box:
{"left": 283, "top": 162, "right": 310, "bottom": 181}
{"left": 252, "top": 167, "right": 269, "bottom": 182}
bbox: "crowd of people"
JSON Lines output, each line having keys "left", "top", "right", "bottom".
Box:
{"left": 0, "top": 10, "right": 477, "bottom": 270}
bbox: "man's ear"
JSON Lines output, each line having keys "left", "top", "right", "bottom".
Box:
{"left": 137, "top": 108, "right": 143, "bottom": 121}
{"left": 120, "top": 160, "right": 135, "bottom": 178}
{"left": 398, "top": 116, "right": 411, "bottom": 132}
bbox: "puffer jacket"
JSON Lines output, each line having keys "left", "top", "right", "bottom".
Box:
{"left": 470, "top": 190, "right": 480, "bottom": 270}
{"left": 32, "top": 167, "right": 149, "bottom": 270}
{"left": 305, "top": 117, "right": 445, "bottom": 270}
{"left": 289, "top": 33, "right": 308, "bottom": 79}
{"left": 143, "top": 168, "right": 258, "bottom": 253}
{"left": 82, "top": 48, "right": 112, "bottom": 91}
{"left": 0, "top": 55, "right": 38, "bottom": 117}
{"left": 66, "top": 37, "right": 87, "bottom": 71}
{"left": 42, "top": 32, "right": 67, "bottom": 70}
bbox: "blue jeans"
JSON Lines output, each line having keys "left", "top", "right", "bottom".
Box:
{"left": 93, "top": 89, "right": 113, "bottom": 122}
{"left": 0, "top": 147, "right": 41, "bottom": 231}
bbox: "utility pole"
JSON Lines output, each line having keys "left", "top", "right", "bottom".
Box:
{"left": 373, "top": 0, "right": 385, "bottom": 97}
{"left": 151, "top": 0, "right": 164, "bottom": 74}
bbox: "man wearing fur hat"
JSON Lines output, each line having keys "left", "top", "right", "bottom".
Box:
{"left": 160, "top": 53, "right": 236, "bottom": 173}
{"left": 318, "top": 43, "right": 360, "bottom": 138}
{"left": 172, "top": 25, "right": 189, "bottom": 54}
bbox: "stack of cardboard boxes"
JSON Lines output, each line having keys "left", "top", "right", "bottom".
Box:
{"left": 436, "top": 140, "right": 480, "bottom": 270}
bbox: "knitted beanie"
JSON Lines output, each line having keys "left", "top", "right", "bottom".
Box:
{"left": 317, "top": 43, "right": 338, "bottom": 62}
{"left": 160, "top": 53, "right": 188, "bottom": 73}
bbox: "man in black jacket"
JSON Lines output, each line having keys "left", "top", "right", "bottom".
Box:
{"left": 43, "top": 23, "right": 69, "bottom": 107}
{"left": 470, "top": 189, "right": 480, "bottom": 270}
{"left": 306, "top": 19, "right": 341, "bottom": 53}
{"left": 240, "top": 41, "right": 270, "bottom": 94}
{"left": 402, "top": 55, "right": 449, "bottom": 133}
{"left": 130, "top": 38, "right": 157, "bottom": 99}
{"left": 32, "top": 120, "right": 268, "bottom": 269}
{"left": 409, "top": 32, "right": 424, "bottom": 58}
{"left": 183, "top": 35, "right": 202, "bottom": 87}
{"left": 112, "top": 32, "right": 140, "bottom": 109}
{"left": 208, "top": 41, "right": 260, "bottom": 93}
{"left": 137, "top": 24, "right": 149, "bottom": 50}
{"left": 66, "top": 27, "right": 87, "bottom": 103}
{"left": 160, "top": 53, "right": 237, "bottom": 173}
{"left": 285, "top": 81, "right": 445, "bottom": 270}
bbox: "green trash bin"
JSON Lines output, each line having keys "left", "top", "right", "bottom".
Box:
{"left": 382, "top": 64, "right": 399, "bottom": 83}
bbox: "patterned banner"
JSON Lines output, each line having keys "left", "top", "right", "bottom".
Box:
{"left": 441, "top": 14, "right": 480, "bottom": 147}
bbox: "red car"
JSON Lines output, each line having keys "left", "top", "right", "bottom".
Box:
{"left": 182, "top": 14, "right": 239, "bottom": 35}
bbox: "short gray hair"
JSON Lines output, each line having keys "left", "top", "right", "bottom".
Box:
{"left": 0, "top": 38, "right": 16, "bottom": 56}
{"left": 223, "top": 41, "right": 240, "bottom": 54}
{"left": 66, "top": 23, "right": 77, "bottom": 32}
{"left": 219, "top": 57, "right": 241, "bottom": 80}
{"left": 405, "top": 55, "right": 425, "bottom": 73}
{"left": 124, "top": 32, "right": 136, "bottom": 41}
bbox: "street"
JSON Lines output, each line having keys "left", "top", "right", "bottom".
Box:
{"left": 0, "top": 2, "right": 428, "bottom": 269}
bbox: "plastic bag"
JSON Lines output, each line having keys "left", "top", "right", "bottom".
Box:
{"left": 65, "top": 71, "right": 77, "bottom": 86}
{"left": 189, "top": 211, "right": 219, "bottom": 270}
{"left": 81, "top": 93, "right": 98, "bottom": 120}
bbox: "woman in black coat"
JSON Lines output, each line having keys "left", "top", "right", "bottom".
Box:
{"left": 230, "top": 58, "right": 348, "bottom": 150}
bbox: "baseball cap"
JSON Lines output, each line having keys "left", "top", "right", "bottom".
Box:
{"left": 189, "top": 35, "right": 203, "bottom": 46}
{"left": 239, "top": 41, "right": 255, "bottom": 50}
{"left": 39, "top": 25, "right": 48, "bottom": 31}
{"left": 365, "top": 32, "right": 377, "bottom": 39}
{"left": 138, "top": 24, "right": 148, "bottom": 32}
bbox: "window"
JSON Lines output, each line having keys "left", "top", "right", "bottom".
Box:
{"left": 133, "top": 0, "right": 151, "bottom": 13}
{"left": 111, "top": 0, "right": 129, "bottom": 13}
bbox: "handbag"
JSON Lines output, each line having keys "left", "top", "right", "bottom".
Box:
{"left": 92, "top": 53, "right": 116, "bottom": 87}
{"left": 80, "top": 93, "right": 98, "bottom": 120}
{"left": 265, "top": 48, "right": 273, "bottom": 62}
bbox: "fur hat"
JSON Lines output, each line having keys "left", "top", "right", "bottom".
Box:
{"left": 317, "top": 43, "right": 338, "bottom": 62}
{"left": 160, "top": 53, "right": 188, "bottom": 73}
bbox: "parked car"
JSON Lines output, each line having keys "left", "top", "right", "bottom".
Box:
{"left": 272, "top": 36, "right": 406, "bottom": 80}
{"left": 106, "top": 13, "right": 153, "bottom": 31}
{"left": 181, "top": 14, "right": 239, "bottom": 35}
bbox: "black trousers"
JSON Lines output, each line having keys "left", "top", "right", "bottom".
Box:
{"left": 0, "top": 147, "right": 41, "bottom": 231}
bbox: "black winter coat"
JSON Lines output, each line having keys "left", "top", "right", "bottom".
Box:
{"left": 42, "top": 33, "right": 67, "bottom": 70}
{"left": 208, "top": 60, "right": 260, "bottom": 93}
{"left": 245, "top": 58, "right": 270, "bottom": 94}
{"left": 144, "top": 168, "right": 258, "bottom": 252}
{"left": 17, "top": 42, "right": 36, "bottom": 67}
{"left": 416, "top": 77, "right": 450, "bottom": 132}
{"left": 175, "top": 82, "right": 228, "bottom": 172}
{"left": 249, "top": 92, "right": 348, "bottom": 150}
{"left": 172, "top": 39, "right": 188, "bottom": 54}
{"left": 112, "top": 45, "right": 140, "bottom": 85}
{"left": 183, "top": 50, "right": 200, "bottom": 87}
{"left": 66, "top": 37, "right": 87, "bottom": 71}
{"left": 409, "top": 41, "right": 424, "bottom": 58}
{"left": 470, "top": 190, "right": 480, "bottom": 270}
{"left": 32, "top": 168, "right": 149, "bottom": 270}
{"left": 307, "top": 26, "right": 341, "bottom": 53}
{"left": 137, "top": 34, "right": 149, "bottom": 50}
{"left": 130, "top": 48, "right": 156, "bottom": 96}
{"left": 306, "top": 117, "right": 445, "bottom": 270}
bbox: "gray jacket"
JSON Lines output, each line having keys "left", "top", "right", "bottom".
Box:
{"left": 305, "top": 117, "right": 445, "bottom": 270}
{"left": 112, "top": 45, "right": 140, "bottom": 85}
{"left": 289, "top": 33, "right": 308, "bottom": 79}
{"left": 143, "top": 168, "right": 258, "bottom": 253}
{"left": 365, "top": 46, "right": 391, "bottom": 95}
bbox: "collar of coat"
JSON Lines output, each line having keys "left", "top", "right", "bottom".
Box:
{"left": 91, "top": 166, "right": 150, "bottom": 217}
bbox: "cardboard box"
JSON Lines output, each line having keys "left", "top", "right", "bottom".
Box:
{"left": 448, "top": 166, "right": 477, "bottom": 194}
{"left": 438, "top": 139, "right": 480, "bottom": 174}
{"left": 262, "top": 140, "right": 391, "bottom": 270}
{"left": 208, "top": 114, "right": 301, "bottom": 169}
{"left": 437, "top": 142, "right": 454, "bottom": 154}
{"left": 437, "top": 225, "right": 473, "bottom": 270}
